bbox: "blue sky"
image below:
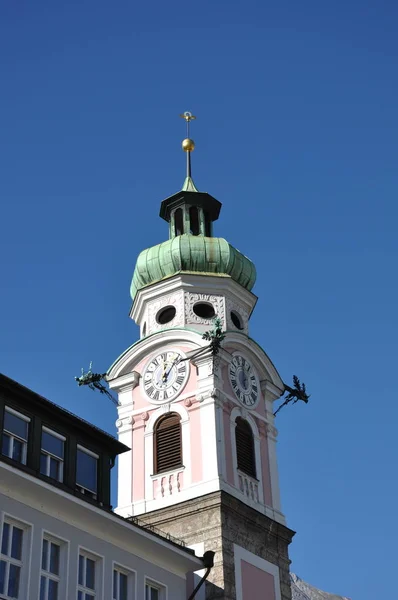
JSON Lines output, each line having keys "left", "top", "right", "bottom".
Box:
{"left": 1, "top": 1, "right": 397, "bottom": 598}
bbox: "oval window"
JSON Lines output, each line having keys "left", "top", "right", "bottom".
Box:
{"left": 231, "top": 310, "right": 244, "bottom": 330}
{"left": 193, "top": 302, "right": 215, "bottom": 319}
{"left": 156, "top": 306, "right": 176, "bottom": 325}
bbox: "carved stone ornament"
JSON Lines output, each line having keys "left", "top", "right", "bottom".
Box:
{"left": 184, "top": 398, "right": 193, "bottom": 407}
{"left": 226, "top": 297, "right": 249, "bottom": 332}
{"left": 266, "top": 423, "right": 278, "bottom": 439}
{"left": 185, "top": 292, "right": 225, "bottom": 325}
{"left": 195, "top": 388, "right": 217, "bottom": 403}
{"left": 141, "top": 411, "right": 149, "bottom": 421}
{"left": 147, "top": 291, "right": 184, "bottom": 334}
{"left": 116, "top": 416, "right": 135, "bottom": 430}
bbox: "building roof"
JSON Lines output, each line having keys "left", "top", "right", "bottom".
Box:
{"left": 130, "top": 234, "right": 257, "bottom": 299}
{"left": 0, "top": 373, "right": 128, "bottom": 456}
{"left": 291, "top": 574, "right": 351, "bottom": 600}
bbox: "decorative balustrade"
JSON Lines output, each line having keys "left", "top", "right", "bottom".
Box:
{"left": 152, "top": 468, "right": 184, "bottom": 499}
{"left": 238, "top": 471, "right": 259, "bottom": 503}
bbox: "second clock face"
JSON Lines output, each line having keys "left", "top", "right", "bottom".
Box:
{"left": 143, "top": 351, "right": 188, "bottom": 403}
{"left": 229, "top": 354, "right": 259, "bottom": 407}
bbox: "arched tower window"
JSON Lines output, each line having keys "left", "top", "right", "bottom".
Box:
{"left": 235, "top": 417, "right": 256, "bottom": 478}
{"left": 154, "top": 413, "right": 182, "bottom": 474}
{"left": 174, "top": 208, "right": 184, "bottom": 236}
{"left": 189, "top": 206, "right": 200, "bottom": 235}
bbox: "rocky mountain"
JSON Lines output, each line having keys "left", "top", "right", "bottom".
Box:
{"left": 291, "top": 573, "right": 351, "bottom": 600}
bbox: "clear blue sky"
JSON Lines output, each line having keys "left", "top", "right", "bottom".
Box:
{"left": 1, "top": 2, "right": 397, "bottom": 598}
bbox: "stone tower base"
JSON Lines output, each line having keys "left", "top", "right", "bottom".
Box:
{"left": 140, "top": 491, "right": 295, "bottom": 600}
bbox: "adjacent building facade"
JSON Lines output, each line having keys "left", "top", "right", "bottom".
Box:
{"left": 0, "top": 374, "right": 203, "bottom": 599}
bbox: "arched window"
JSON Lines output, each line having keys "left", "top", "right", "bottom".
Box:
{"left": 174, "top": 208, "right": 183, "bottom": 236}
{"left": 154, "top": 413, "right": 182, "bottom": 474}
{"left": 235, "top": 417, "right": 256, "bottom": 478}
{"left": 189, "top": 206, "right": 200, "bottom": 235}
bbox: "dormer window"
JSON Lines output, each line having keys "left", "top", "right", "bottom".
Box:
{"left": 40, "top": 428, "right": 65, "bottom": 482}
{"left": 1, "top": 407, "right": 30, "bottom": 465}
{"left": 76, "top": 446, "right": 98, "bottom": 499}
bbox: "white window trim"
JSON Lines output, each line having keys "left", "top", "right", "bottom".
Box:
{"left": 41, "top": 428, "right": 65, "bottom": 482}
{"left": 112, "top": 562, "right": 136, "bottom": 600}
{"left": 144, "top": 576, "right": 167, "bottom": 600}
{"left": 39, "top": 530, "right": 69, "bottom": 600}
{"left": 77, "top": 547, "right": 103, "bottom": 600}
{"left": 0, "top": 513, "right": 32, "bottom": 600}
{"left": 3, "top": 407, "right": 30, "bottom": 466}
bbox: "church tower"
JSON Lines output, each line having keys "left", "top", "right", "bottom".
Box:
{"left": 108, "top": 113, "right": 294, "bottom": 600}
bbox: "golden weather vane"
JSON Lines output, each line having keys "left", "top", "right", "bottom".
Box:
{"left": 179, "top": 111, "right": 196, "bottom": 177}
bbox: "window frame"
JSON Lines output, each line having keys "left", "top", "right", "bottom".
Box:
{"left": 39, "top": 531, "right": 69, "bottom": 600}
{"left": 1, "top": 406, "right": 30, "bottom": 466}
{"left": 76, "top": 445, "right": 99, "bottom": 500}
{"left": 40, "top": 427, "right": 66, "bottom": 483}
{"left": 77, "top": 548, "right": 102, "bottom": 600}
{"left": 144, "top": 577, "right": 167, "bottom": 600}
{"left": 0, "top": 514, "right": 31, "bottom": 600}
{"left": 112, "top": 562, "right": 136, "bottom": 600}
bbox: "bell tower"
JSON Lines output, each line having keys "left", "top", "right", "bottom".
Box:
{"left": 108, "top": 113, "right": 294, "bottom": 600}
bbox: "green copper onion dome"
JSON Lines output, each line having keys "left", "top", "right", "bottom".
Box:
{"left": 130, "top": 112, "right": 256, "bottom": 301}
{"left": 130, "top": 234, "right": 256, "bottom": 299}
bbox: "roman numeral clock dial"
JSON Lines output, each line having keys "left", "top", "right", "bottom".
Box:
{"left": 229, "top": 355, "right": 259, "bottom": 407}
{"left": 143, "top": 351, "right": 189, "bottom": 403}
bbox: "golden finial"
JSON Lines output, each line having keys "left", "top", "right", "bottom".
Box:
{"left": 180, "top": 111, "right": 196, "bottom": 153}
{"left": 180, "top": 111, "right": 196, "bottom": 177}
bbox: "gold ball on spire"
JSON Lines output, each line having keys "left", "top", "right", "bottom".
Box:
{"left": 182, "top": 138, "right": 195, "bottom": 152}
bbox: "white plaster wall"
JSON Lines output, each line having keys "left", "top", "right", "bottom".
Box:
{"left": 0, "top": 463, "right": 202, "bottom": 600}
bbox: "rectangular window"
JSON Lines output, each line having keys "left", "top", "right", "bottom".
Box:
{"left": 1, "top": 408, "right": 30, "bottom": 465}
{"left": 145, "top": 582, "right": 162, "bottom": 600}
{"left": 40, "top": 428, "right": 65, "bottom": 482}
{"left": 76, "top": 446, "right": 98, "bottom": 499}
{"left": 0, "top": 519, "right": 24, "bottom": 599}
{"left": 77, "top": 552, "right": 98, "bottom": 600}
{"left": 113, "top": 567, "right": 129, "bottom": 600}
{"left": 40, "top": 537, "right": 61, "bottom": 600}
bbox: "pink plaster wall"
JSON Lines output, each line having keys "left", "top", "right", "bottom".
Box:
{"left": 132, "top": 422, "right": 145, "bottom": 501}
{"left": 223, "top": 408, "right": 235, "bottom": 485}
{"left": 241, "top": 560, "right": 276, "bottom": 600}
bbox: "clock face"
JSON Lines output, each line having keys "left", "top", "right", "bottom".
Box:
{"left": 143, "top": 351, "right": 188, "bottom": 403}
{"left": 229, "top": 355, "right": 259, "bottom": 407}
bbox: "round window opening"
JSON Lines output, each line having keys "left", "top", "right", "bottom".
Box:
{"left": 156, "top": 306, "right": 176, "bottom": 325}
{"left": 231, "top": 310, "right": 244, "bottom": 330}
{"left": 193, "top": 302, "right": 216, "bottom": 320}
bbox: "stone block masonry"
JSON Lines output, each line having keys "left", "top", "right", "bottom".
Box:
{"left": 141, "top": 491, "right": 295, "bottom": 600}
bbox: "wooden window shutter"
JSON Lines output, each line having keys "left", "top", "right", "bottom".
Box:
{"left": 154, "top": 413, "right": 182, "bottom": 474}
{"left": 235, "top": 417, "right": 256, "bottom": 478}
